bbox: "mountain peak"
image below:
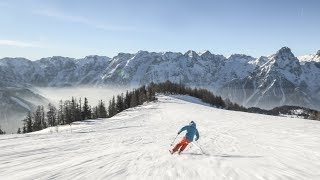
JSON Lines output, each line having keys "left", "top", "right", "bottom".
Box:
{"left": 200, "top": 50, "right": 213, "bottom": 58}
{"left": 268, "top": 47, "right": 301, "bottom": 80}
{"left": 273, "top": 47, "right": 296, "bottom": 61}
{"left": 201, "top": 50, "right": 211, "bottom": 55}
{"left": 116, "top": 52, "right": 134, "bottom": 58}
{"left": 136, "top": 50, "right": 149, "bottom": 55}
{"left": 276, "top": 47, "right": 292, "bottom": 55}
{"left": 316, "top": 50, "right": 320, "bottom": 56}
{"left": 228, "top": 54, "right": 254, "bottom": 61}
{"left": 185, "top": 50, "right": 199, "bottom": 58}
{"left": 83, "top": 55, "right": 111, "bottom": 62}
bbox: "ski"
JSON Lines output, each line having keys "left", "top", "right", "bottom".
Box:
{"left": 169, "top": 150, "right": 173, "bottom": 154}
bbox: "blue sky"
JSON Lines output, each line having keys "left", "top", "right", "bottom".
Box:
{"left": 0, "top": 0, "right": 319, "bottom": 60}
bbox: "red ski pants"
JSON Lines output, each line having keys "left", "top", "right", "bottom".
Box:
{"left": 172, "top": 137, "right": 190, "bottom": 153}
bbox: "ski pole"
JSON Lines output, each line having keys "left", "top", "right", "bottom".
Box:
{"left": 192, "top": 142, "right": 206, "bottom": 154}
{"left": 170, "top": 134, "right": 179, "bottom": 146}
{"left": 186, "top": 142, "right": 193, "bottom": 152}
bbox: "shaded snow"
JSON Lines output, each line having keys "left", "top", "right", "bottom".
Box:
{"left": 168, "top": 94, "right": 213, "bottom": 107}
{"left": 9, "top": 97, "right": 31, "bottom": 111}
{"left": 1, "top": 95, "right": 320, "bottom": 179}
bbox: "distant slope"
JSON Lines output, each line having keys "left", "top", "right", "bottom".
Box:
{"left": 0, "top": 87, "right": 49, "bottom": 133}
{"left": 1, "top": 95, "right": 320, "bottom": 179}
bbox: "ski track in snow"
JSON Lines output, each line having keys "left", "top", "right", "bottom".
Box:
{"left": 1, "top": 95, "right": 320, "bottom": 180}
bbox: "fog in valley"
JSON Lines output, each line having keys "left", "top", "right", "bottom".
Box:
{"left": 36, "top": 86, "right": 131, "bottom": 106}
{"left": 0, "top": 86, "right": 131, "bottom": 134}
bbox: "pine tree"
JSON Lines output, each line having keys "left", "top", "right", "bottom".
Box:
{"left": 130, "top": 91, "right": 138, "bottom": 108}
{"left": 17, "top": 128, "right": 21, "bottom": 134}
{"left": 64, "top": 100, "right": 72, "bottom": 124}
{"left": 110, "top": 96, "right": 117, "bottom": 117}
{"left": 116, "top": 95, "right": 124, "bottom": 113}
{"left": 33, "top": 106, "right": 43, "bottom": 131}
{"left": 147, "top": 85, "right": 155, "bottom": 101}
{"left": 24, "top": 111, "right": 33, "bottom": 133}
{"left": 224, "top": 98, "right": 232, "bottom": 110}
{"left": 22, "top": 125, "right": 27, "bottom": 134}
{"left": 41, "top": 106, "right": 46, "bottom": 129}
{"left": 124, "top": 91, "right": 130, "bottom": 109}
{"left": 75, "top": 102, "right": 81, "bottom": 122}
{"left": 47, "top": 103, "right": 57, "bottom": 127}
{"left": 71, "top": 97, "right": 77, "bottom": 123}
{"left": 92, "top": 106, "right": 99, "bottom": 119}
{"left": 108, "top": 100, "right": 113, "bottom": 117}
{"left": 82, "top": 97, "right": 91, "bottom": 120}
{"left": 79, "top": 98, "right": 82, "bottom": 120}
{"left": 98, "top": 100, "right": 107, "bottom": 118}
{"left": 317, "top": 112, "right": 320, "bottom": 120}
{"left": 0, "top": 126, "right": 5, "bottom": 134}
{"left": 57, "top": 100, "right": 64, "bottom": 125}
{"left": 140, "top": 91, "right": 146, "bottom": 105}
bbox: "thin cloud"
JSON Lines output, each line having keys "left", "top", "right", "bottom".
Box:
{"left": 0, "top": 39, "right": 40, "bottom": 48}
{"left": 300, "top": 8, "right": 304, "bottom": 17}
{"left": 35, "top": 10, "right": 140, "bottom": 32}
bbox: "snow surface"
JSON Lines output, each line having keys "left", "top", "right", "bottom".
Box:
{"left": 10, "top": 97, "right": 31, "bottom": 111}
{"left": 1, "top": 95, "right": 320, "bottom": 179}
{"left": 298, "top": 54, "right": 320, "bottom": 63}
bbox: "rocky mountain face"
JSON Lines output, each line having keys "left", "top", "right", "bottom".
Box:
{"left": 0, "top": 51, "right": 255, "bottom": 88}
{"left": 218, "top": 47, "right": 320, "bottom": 109}
{"left": 0, "top": 87, "right": 48, "bottom": 133}
{"left": 0, "top": 55, "right": 111, "bottom": 87}
{"left": 1, "top": 47, "right": 319, "bottom": 110}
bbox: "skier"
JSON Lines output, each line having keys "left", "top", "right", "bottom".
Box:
{"left": 170, "top": 121, "right": 199, "bottom": 154}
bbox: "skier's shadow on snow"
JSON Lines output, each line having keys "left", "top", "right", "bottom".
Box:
{"left": 182, "top": 153, "right": 262, "bottom": 158}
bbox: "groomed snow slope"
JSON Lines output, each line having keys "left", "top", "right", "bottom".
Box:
{"left": 1, "top": 95, "right": 320, "bottom": 180}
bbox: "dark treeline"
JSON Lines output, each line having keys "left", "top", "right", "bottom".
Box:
{"left": 0, "top": 126, "right": 5, "bottom": 135}
{"left": 247, "top": 105, "right": 320, "bottom": 120}
{"left": 268, "top": 106, "right": 320, "bottom": 120}
{"left": 19, "top": 85, "right": 156, "bottom": 134}
{"left": 150, "top": 81, "right": 320, "bottom": 120}
{"left": 149, "top": 81, "right": 246, "bottom": 111}
{"left": 19, "top": 97, "right": 95, "bottom": 134}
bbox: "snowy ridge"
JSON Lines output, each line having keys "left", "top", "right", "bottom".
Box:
{"left": 218, "top": 47, "right": 320, "bottom": 109}
{"left": 1, "top": 95, "right": 320, "bottom": 179}
{"left": 298, "top": 50, "right": 320, "bottom": 63}
{"left": 1, "top": 47, "right": 320, "bottom": 109}
{"left": 0, "top": 50, "right": 252, "bottom": 88}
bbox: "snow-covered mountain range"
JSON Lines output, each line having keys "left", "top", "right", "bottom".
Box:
{"left": 219, "top": 48, "right": 320, "bottom": 109}
{"left": 1, "top": 47, "right": 319, "bottom": 109}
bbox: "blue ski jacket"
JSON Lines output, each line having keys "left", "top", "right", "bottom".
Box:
{"left": 178, "top": 122, "right": 199, "bottom": 142}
